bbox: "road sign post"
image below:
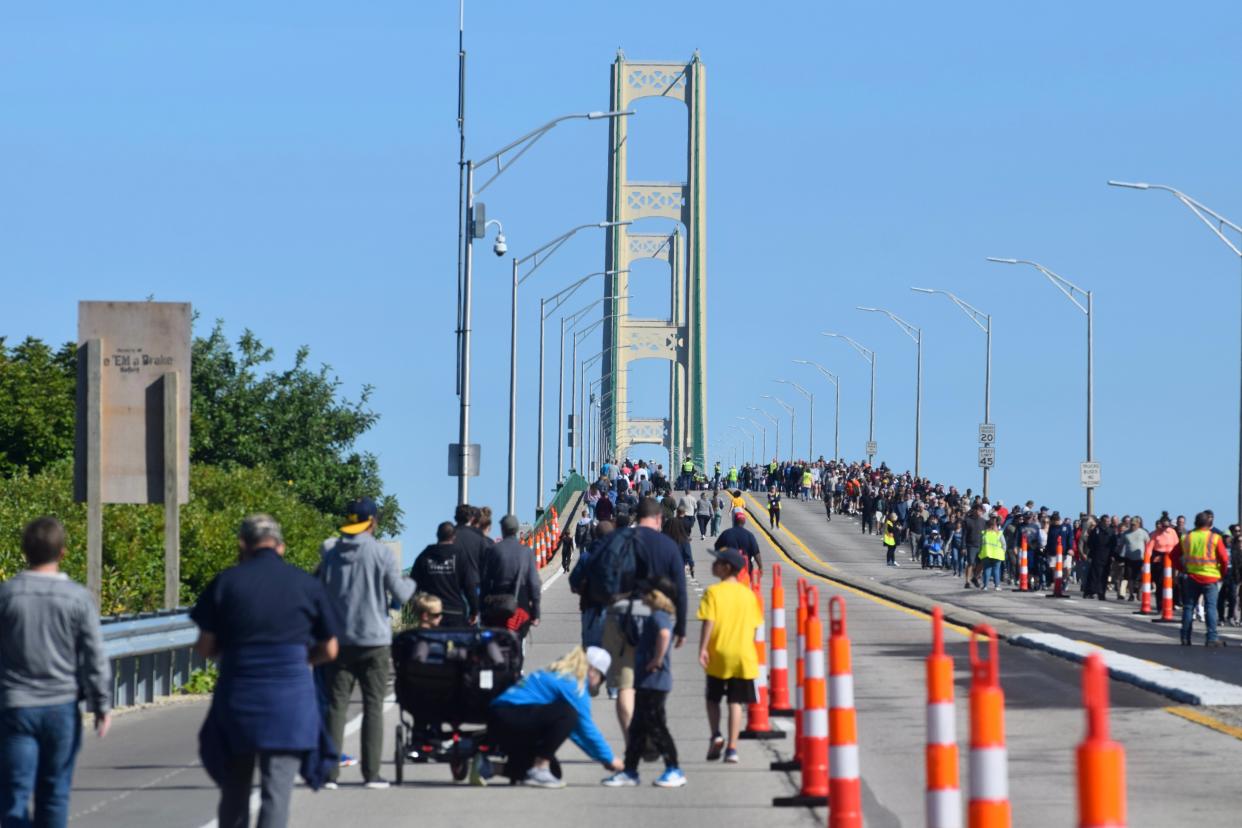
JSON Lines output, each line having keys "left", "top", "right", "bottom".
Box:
{"left": 1080, "top": 462, "right": 1101, "bottom": 488}
{"left": 978, "top": 447, "right": 995, "bottom": 469}
{"left": 865, "top": 440, "right": 877, "bottom": 458}
{"left": 978, "top": 423, "right": 996, "bottom": 445}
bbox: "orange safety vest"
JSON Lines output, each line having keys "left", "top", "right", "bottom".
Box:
{"left": 1181, "top": 529, "right": 1223, "bottom": 582}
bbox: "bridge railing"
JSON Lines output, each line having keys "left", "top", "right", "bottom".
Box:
{"left": 102, "top": 609, "right": 206, "bottom": 708}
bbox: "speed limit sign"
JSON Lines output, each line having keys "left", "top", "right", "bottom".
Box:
{"left": 978, "top": 423, "right": 996, "bottom": 445}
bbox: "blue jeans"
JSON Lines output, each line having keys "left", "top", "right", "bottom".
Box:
{"left": 0, "top": 702, "right": 83, "bottom": 828}
{"left": 1181, "top": 579, "right": 1220, "bottom": 643}
{"left": 981, "top": 560, "right": 1002, "bottom": 588}
{"left": 580, "top": 605, "right": 607, "bottom": 648}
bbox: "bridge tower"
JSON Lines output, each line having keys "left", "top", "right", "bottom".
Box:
{"left": 602, "top": 51, "right": 707, "bottom": 473}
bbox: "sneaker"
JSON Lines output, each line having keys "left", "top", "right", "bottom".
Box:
{"left": 1206, "top": 639, "right": 1227, "bottom": 648}
{"left": 525, "top": 767, "right": 567, "bottom": 789}
{"left": 363, "top": 778, "right": 391, "bottom": 790}
{"left": 654, "top": 768, "right": 687, "bottom": 788}
{"left": 601, "top": 770, "right": 640, "bottom": 787}
{"left": 723, "top": 748, "right": 740, "bottom": 764}
{"left": 706, "top": 735, "right": 725, "bottom": 761}
{"left": 322, "top": 781, "right": 339, "bottom": 791}
{"left": 339, "top": 754, "right": 358, "bottom": 768}
{"left": 468, "top": 755, "right": 488, "bottom": 787}
{"left": 892, "top": 561, "right": 900, "bottom": 568}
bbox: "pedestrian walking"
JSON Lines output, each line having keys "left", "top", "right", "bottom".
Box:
{"left": 1174, "top": 512, "right": 1230, "bottom": 646}
{"left": 768, "top": 485, "right": 783, "bottom": 529}
{"left": 697, "top": 548, "right": 763, "bottom": 765}
{"left": 412, "top": 522, "right": 479, "bottom": 628}
{"left": 602, "top": 578, "right": 686, "bottom": 788}
{"left": 318, "top": 498, "right": 415, "bottom": 790}
{"left": 0, "top": 517, "right": 112, "bottom": 828}
{"left": 479, "top": 514, "right": 542, "bottom": 638}
{"left": 695, "top": 493, "right": 713, "bottom": 540}
{"left": 978, "top": 517, "right": 1005, "bottom": 590}
{"left": 883, "top": 512, "right": 899, "bottom": 567}
{"left": 194, "top": 514, "right": 342, "bottom": 826}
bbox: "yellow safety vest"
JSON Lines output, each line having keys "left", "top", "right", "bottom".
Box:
{"left": 802, "top": 472, "right": 813, "bottom": 486}
{"left": 980, "top": 530, "right": 1006, "bottom": 561}
{"left": 683, "top": 460, "right": 694, "bottom": 473}
{"left": 1182, "top": 529, "right": 1223, "bottom": 580}
{"left": 883, "top": 520, "right": 896, "bottom": 546}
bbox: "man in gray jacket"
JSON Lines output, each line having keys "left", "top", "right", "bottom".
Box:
{"left": 318, "top": 498, "right": 415, "bottom": 789}
{"left": 0, "top": 517, "right": 111, "bottom": 826}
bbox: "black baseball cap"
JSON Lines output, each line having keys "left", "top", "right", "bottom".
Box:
{"left": 341, "top": 497, "right": 378, "bottom": 534}
{"left": 710, "top": 547, "right": 746, "bottom": 573}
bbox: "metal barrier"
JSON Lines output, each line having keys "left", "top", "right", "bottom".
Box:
{"left": 102, "top": 609, "right": 206, "bottom": 707}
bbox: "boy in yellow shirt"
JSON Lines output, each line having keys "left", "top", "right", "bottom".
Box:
{"left": 696, "top": 548, "right": 762, "bottom": 764}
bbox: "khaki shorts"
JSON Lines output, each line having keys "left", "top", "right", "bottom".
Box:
{"left": 601, "top": 613, "right": 635, "bottom": 691}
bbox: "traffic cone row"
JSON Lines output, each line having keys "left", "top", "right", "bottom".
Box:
{"left": 769, "top": 564, "right": 794, "bottom": 716}
{"left": 742, "top": 569, "right": 782, "bottom": 740}
{"left": 827, "top": 596, "right": 862, "bottom": 828}
{"left": 770, "top": 577, "right": 807, "bottom": 773}
{"left": 773, "top": 585, "right": 827, "bottom": 806}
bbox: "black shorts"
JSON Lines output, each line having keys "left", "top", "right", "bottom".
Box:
{"left": 705, "top": 675, "right": 757, "bottom": 705}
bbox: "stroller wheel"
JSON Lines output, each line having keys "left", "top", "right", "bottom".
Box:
{"left": 393, "top": 725, "right": 405, "bottom": 786}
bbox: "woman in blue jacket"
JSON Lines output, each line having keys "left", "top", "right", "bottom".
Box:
{"left": 489, "top": 646, "right": 623, "bottom": 787}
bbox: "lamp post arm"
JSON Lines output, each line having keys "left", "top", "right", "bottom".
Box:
{"left": 1109, "top": 181, "right": 1242, "bottom": 257}
{"left": 474, "top": 110, "right": 633, "bottom": 196}
{"left": 517, "top": 222, "right": 630, "bottom": 285}
{"left": 857, "top": 307, "right": 921, "bottom": 344}
{"left": 822, "top": 332, "right": 875, "bottom": 364}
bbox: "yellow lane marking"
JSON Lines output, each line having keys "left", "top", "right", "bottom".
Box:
{"left": 741, "top": 493, "right": 975, "bottom": 637}
{"left": 1165, "top": 706, "right": 1242, "bottom": 742}
{"left": 745, "top": 493, "right": 837, "bottom": 571}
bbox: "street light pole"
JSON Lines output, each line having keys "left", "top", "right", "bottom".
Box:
{"left": 793, "top": 360, "right": 840, "bottom": 461}
{"left": 507, "top": 223, "right": 628, "bottom": 516}
{"left": 1108, "top": 180, "right": 1242, "bottom": 521}
{"left": 762, "top": 395, "right": 796, "bottom": 462}
{"left": 987, "top": 257, "right": 1094, "bottom": 515}
{"left": 857, "top": 307, "right": 922, "bottom": 478}
{"left": 538, "top": 274, "right": 623, "bottom": 515}
{"left": 911, "top": 288, "right": 992, "bottom": 499}
{"left": 823, "top": 333, "right": 876, "bottom": 465}
{"left": 455, "top": 109, "right": 632, "bottom": 506}
{"left": 751, "top": 406, "right": 780, "bottom": 462}
{"left": 775, "top": 380, "right": 815, "bottom": 459}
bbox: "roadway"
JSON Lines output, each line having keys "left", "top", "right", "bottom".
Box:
{"left": 68, "top": 507, "right": 1242, "bottom": 825}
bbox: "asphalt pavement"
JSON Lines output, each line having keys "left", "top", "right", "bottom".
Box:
{"left": 67, "top": 507, "right": 1242, "bottom": 826}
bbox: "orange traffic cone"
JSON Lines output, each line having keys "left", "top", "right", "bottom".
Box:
{"left": 742, "top": 570, "right": 783, "bottom": 740}
{"left": 926, "top": 607, "right": 961, "bottom": 828}
{"left": 1077, "top": 653, "right": 1126, "bottom": 828}
{"left": 774, "top": 586, "right": 827, "bottom": 806}
{"left": 967, "top": 625, "right": 1010, "bottom": 828}
{"left": 769, "top": 564, "right": 794, "bottom": 716}
{"left": 770, "top": 577, "right": 806, "bottom": 772}
{"left": 1047, "top": 536, "right": 1070, "bottom": 599}
{"left": 1152, "top": 554, "right": 1176, "bottom": 623}
{"left": 1011, "top": 536, "right": 1029, "bottom": 592}
{"left": 1135, "top": 546, "right": 1153, "bottom": 616}
{"left": 827, "top": 596, "right": 862, "bottom": 828}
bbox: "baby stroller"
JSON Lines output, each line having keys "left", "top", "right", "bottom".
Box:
{"left": 390, "top": 627, "right": 523, "bottom": 784}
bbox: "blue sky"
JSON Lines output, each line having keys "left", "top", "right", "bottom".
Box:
{"left": 4, "top": 2, "right": 1241, "bottom": 549}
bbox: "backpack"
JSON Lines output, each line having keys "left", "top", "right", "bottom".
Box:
{"left": 574, "top": 521, "right": 594, "bottom": 549}
{"left": 586, "top": 527, "right": 640, "bottom": 606}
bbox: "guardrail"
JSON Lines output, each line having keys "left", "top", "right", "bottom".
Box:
{"left": 102, "top": 609, "right": 206, "bottom": 707}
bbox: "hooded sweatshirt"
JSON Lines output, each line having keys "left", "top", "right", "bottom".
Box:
{"left": 318, "top": 532, "right": 415, "bottom": 647}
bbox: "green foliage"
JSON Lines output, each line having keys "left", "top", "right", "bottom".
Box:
{"left": 0, "top": 461, "right": 338, "bottom": 612}
{"left": 190, "top": 322, "right": 402, "bottom": 534}
{"left": 0, "top": 338, "right": 77, "bottom": 478}
{"left": 179, "top": 665, "right": 218, "bottom": 695}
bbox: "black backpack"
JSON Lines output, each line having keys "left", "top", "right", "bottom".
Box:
{"left": 585, "top": 527, "right": 640, "bottom": 607}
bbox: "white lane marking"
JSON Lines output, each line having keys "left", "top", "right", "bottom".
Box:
{"left": 541, "top": 568, "right": 565, "bottom": 593}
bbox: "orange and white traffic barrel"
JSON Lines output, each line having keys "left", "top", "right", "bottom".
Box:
{"left": 967, "top": 624, "right": 1009, "bottom": 828}
{"left": 1011, "top": 536, "right": 1029, "bottom": 592}
{"left": 771, "top": 577, "right": 807, "bottom": 772}
{"left": 827, "top": 596, "right": 862, "bottom": 828}
{"left": 742, "top": 571, "right": 782, "bottom": 739}
{"left": 1047, "top": 536, "right": 1070, "bottom": 599}
{"left": 769, "top": 563, "right": 794, "bottom": 715}
{"left": 926, "top": 607, "right": 961, "bottom": 828}
{"left": 1152, "top": 554, "right": 1176, "bottom": 623}
{"left": 1135, "top": 545, "right": 1153, "bottom": 616}
{"left": 1077, "top": 653, "right": 1126, "bottom": 828}
{"left": 773, "top": 586, "right": 827, "bottom": 806}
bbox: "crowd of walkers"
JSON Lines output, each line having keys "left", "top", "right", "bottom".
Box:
{"left": 729, "top": 456, "right": 1239, "bottom": 648}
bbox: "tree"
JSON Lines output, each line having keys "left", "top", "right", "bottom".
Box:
{"left": 190, "top": 322, "right": 402, "bottom": 534}
{"left": 0, "top": 338, "right": 77, "bottom": 478}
